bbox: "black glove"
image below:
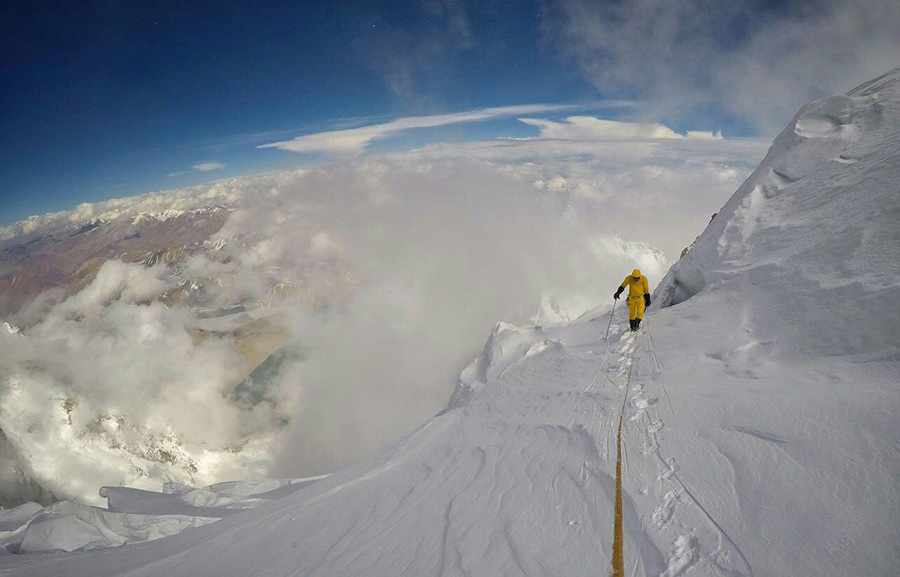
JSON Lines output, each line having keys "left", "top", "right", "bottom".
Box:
{"left": 644, "top": 293, "right": 651, "bottom": 307}
{"left": 614, "top": 287, "right": 624, "bottom": 300}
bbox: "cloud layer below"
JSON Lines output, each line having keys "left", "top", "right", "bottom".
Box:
{"left": 0, "top": 126, "right": 769, "bottom": 503}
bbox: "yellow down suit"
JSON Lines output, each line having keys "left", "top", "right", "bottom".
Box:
{"left": 620, "top": 270, "right": 650, "bottom": 321}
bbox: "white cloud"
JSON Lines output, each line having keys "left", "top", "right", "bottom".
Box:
{"left": 686, "top": 130, "right": 723, "bottom": 140}
{"left": 257, "top": 103, "right": 627, "bottom": 154}
{"left": 546, "top": 0, "right": 900, "bottom": 134}
{"left": 518, "top": 116, "right": 722, "bottom": 140}
{"left": 52, "top": 260, "right": 170, "bottom": 319}
{"left": 0, "top": 266, "right": 275, "bottom": 504}
{"left": 193, "top": 162, "right": 225, "bottom": 172}
{"left": 0, "top": 125, "right": 770, "bottom": 501}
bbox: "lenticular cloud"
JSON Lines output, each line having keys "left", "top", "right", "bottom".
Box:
{"left": 0, "top": 135, "right": 764, "bottom": 505}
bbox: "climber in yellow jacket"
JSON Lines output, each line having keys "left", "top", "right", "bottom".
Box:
{"left": 613, "top": 269, "right": 651, "bottom": 331}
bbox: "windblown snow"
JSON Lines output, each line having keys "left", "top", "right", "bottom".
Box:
{"left": 0, "top": 69, "right": 898, "bottom": 575}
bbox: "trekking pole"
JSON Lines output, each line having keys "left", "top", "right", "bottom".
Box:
{"left": 604, "top": 298, "right": 617, "bottom": 343}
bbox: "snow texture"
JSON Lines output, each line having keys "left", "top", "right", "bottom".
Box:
{"left": 0, "top": 478, "right": 320, "bottom": 555}
{"left": 0, "top": 69, "right": 898, "bottom": 575}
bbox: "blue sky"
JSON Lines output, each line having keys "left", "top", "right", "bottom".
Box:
{"left": 2, "top": 0, "right": 897, "bottom": 225}
{"left": 1, "top": 1, "right": 579, "bottom": 223}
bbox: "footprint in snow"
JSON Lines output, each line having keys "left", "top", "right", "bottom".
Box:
{"left": 630, "top": 395, "right": 658, "bottom": 421}
{"left": 652, "top": 490, "right": 681, "bottom": 529}
{"left": 662, "top": 534, "right": 699, "bottom": 577}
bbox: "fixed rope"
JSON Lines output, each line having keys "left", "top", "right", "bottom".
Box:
{"left": 611, "top": 329, "right": 640, "bottom": 577}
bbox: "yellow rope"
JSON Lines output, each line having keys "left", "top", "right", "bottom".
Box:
{"left": 612, "top": 409, "right": 625, "bottom": 576}
{"left": 611, "top": 332, "right": 639, "bottom": 576}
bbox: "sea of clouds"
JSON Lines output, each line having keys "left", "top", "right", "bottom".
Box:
{"left": 0, "top": 126, "right": 769, "bottom": 504}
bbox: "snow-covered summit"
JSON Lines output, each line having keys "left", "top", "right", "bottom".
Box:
{"left": 656, "top": 67, "right": 900, "bottom": 357}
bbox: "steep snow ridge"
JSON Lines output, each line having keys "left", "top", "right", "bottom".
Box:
{"left": 0, "top": 72, "right": 897, "bottom": 575}
{"left": 656, "top": 67, "right": 900, "bottom": 357}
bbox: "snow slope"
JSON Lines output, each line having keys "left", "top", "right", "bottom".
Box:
{"left": 0, "top": 70, "right": 898, "bottom": 575}
{"left": 0, "top": 478, "right": 324, "bottom": 555}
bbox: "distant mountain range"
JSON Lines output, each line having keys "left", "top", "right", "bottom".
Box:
{"left": 0, "top": 206, "right": 230, "bottom": 319}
